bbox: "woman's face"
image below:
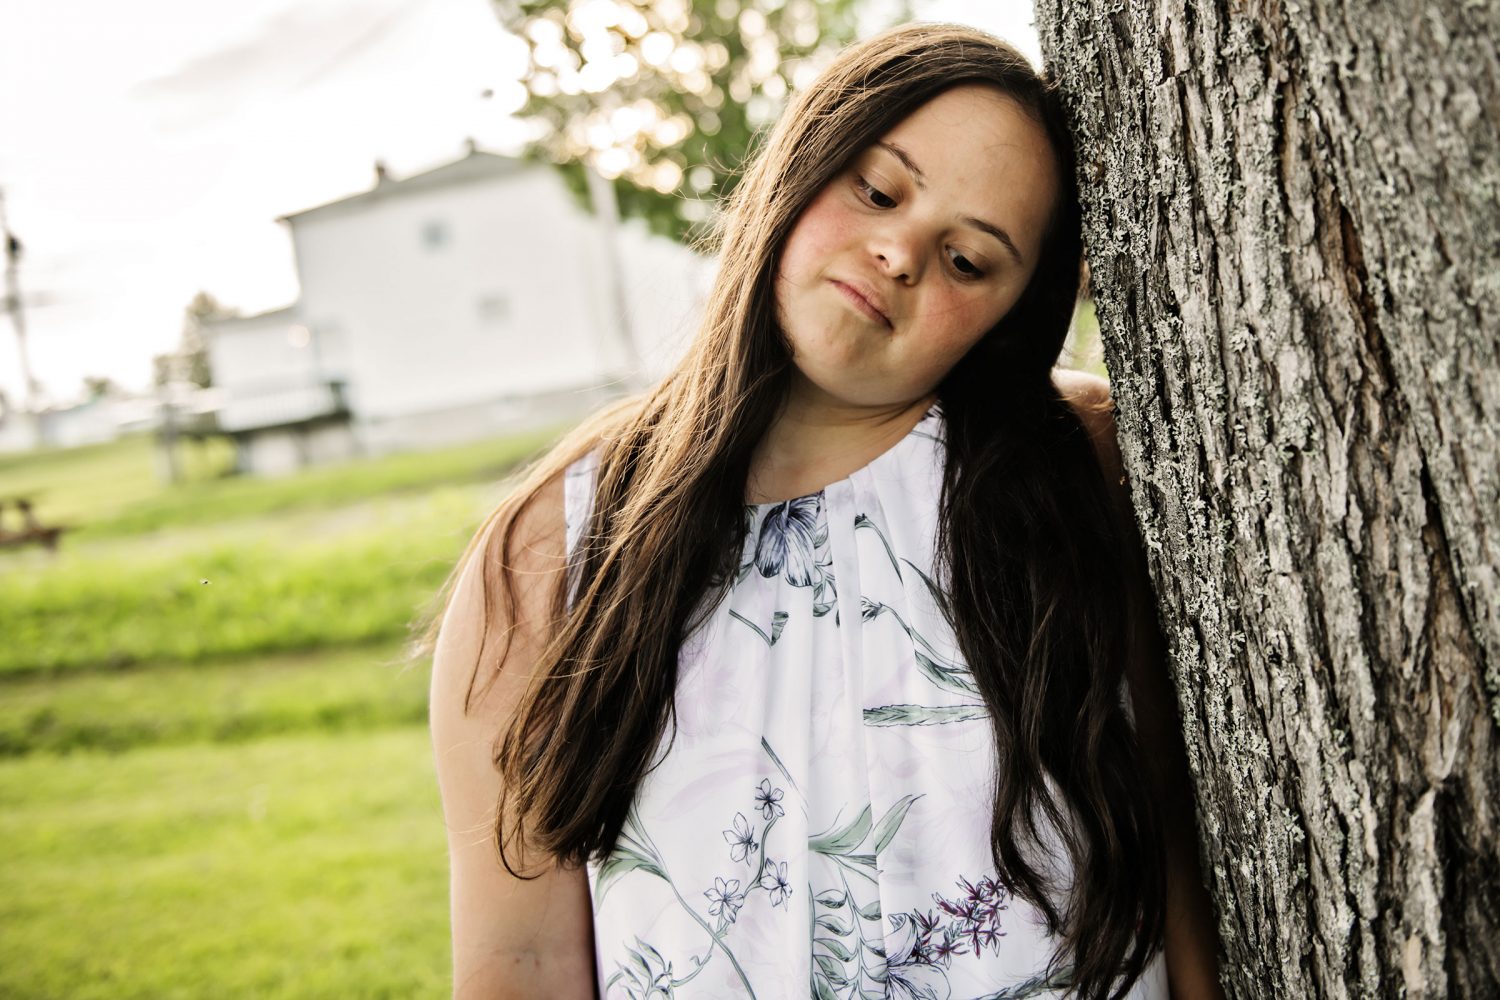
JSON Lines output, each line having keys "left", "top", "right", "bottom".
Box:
{"left": 775, "top": 84, "right": 1060, "bottom": 409}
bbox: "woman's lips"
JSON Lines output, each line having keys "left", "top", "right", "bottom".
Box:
{"left": 829, "top": 279, "right": 891, "bottom": 327}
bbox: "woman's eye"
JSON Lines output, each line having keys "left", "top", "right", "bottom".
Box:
{"left": 948, "top": 249, "right": 984, "bottom": 279}
{"left": 855, "top": 177, "right": 896, "bottom": 208}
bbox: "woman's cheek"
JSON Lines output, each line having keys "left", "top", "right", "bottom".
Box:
{"left": 930, "top": 290, "right": 990, "bottom": 343}
{"left": 953, "top": 284, "right": 1019, "bottom": 340}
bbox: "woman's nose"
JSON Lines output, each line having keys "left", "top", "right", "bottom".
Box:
{"left": 869, "top": 226, "right": 923, "bottom": 283}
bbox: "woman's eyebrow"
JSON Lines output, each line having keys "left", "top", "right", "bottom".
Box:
{"left": 878, "top": 140, "right": 1024, "bottom": 266}
{"left": 877, "top": 140, "right": 927, "bottom": 189}
{"left": 965, "top": 217, "right": 1024, "bottom": 265}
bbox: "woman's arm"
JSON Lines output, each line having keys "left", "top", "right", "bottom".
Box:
{"left": 1054, "top": 368, "right": 1228, "bottom": 1000}
{"left": 429, "top": 474, "right": 597, "bottom": 999}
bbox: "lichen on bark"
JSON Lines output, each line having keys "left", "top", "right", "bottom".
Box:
{"left": 1032, "top": 1, "right": 1500, "bottom": 996}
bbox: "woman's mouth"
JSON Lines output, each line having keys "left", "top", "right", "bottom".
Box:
{"left": 829, "top": 280, "right": 891, "bottom": 327}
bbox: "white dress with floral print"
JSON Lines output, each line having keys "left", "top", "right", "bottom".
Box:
{"left": 564, "top": 407, "right": 1169, "bottom": 1000}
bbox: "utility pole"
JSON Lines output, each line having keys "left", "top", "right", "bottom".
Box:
{"left": 0, "top": 187, "right": 42, "bottom": 447}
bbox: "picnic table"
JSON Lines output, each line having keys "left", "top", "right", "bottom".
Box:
{"left": 0, "top": 496, "right": 66, "bottom": 551}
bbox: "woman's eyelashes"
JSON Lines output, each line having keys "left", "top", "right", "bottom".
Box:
{"left": 947, "top": 248, "right": 984, "bottom": 279}
{"left": 854, "top": 175, "right": 896, "bottom": 209}
{"left": 852, "top": 175, "right": 989, "bottom": 282}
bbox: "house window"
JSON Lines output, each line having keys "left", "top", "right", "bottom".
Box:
{"left": 421, "top": 220, "right": 449, "bottom": 249}
{"left": 477, "top": 294, "right": 510, "bottom": 326}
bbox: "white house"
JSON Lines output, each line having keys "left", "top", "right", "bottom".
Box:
{"left": 205, "top": 143, "right": 714, "bottom": 476}
{"left": 200, "top": 305, "right": 356, "bottom": 474}
{"left": 0, "top": 390, "right": 152, "bottom": 454}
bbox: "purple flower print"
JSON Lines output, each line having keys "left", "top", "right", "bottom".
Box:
{"left": 931, "top": 875, "right": 1010, "bottom": 960}
{"left": 929, "top": 926, "right": 968, "bottom": 965}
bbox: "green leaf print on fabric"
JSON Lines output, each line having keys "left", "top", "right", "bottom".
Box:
{"left": 809, "top": 805, "right": 872, "bottom": 854}
{"left": 971, "top": 966, "right": 1076, "bottom": 1000}
{"left": 612, "top": 937, "right": 675, "bottom": 999}
{"left": 806, "top": 791, "right": 924, "bottom": 999}
{"left": 863, "top": 704, "right": 991, "bottom": 727}
{"left": 871, "top": 794, "right": 921, "bottom": 854}
{"left": 760, "top": 736, "right": 803, "bottom": 801}
{"left": 597, "top": 811, "right": 759, "bottom": 997}
{"left": 858, "top": 597, "right": 973, "bottom": 697}
{"left": 854, "top": 512, "right": 901, "bottom": 581}
{"left": 852, "top": 513, "right": 958, "bottom": 638}
{"left": 856, "top": 511, "right": 989, "bottom": 727}
{"left": 729, "top": 608, "right": 789, "bottom": 647}
{"left": 594, "top": 823, "right": 668, "bottom": 901}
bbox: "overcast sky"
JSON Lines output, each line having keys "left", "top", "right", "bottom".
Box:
{"left": 0, "top": 0, "right": 1040, "bottom": 405}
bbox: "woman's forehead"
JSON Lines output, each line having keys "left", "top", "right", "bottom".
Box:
{"left": 868, "top": 86, "right": 1059, "bottom": 254}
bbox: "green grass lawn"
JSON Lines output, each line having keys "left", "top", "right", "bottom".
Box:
{"left": 0, "top": 424, "right": 559, "bottom": 542}
{"left": 0, "top": 424, "right": 562, "bottom": 676}
{"left": 74, "top": 425, "right": 561, "bottom": 541}
{"left": 0, "top": 484, "right": 496, "bottom": 678}
{"left": 0, "top": 433, "right": 235, "bottom": 531}
{"left": 0, "top": 424, "right": 574, "bottom": 998}
{"left": 0, "top": 726, "right": 450, "bottom": 1000}
{"left": 0, "top": 641, "right": 428, "bottom": 757}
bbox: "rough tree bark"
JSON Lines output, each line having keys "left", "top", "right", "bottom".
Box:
{"left": 1032, "top": 2, "right": 1498, "bottom": 997}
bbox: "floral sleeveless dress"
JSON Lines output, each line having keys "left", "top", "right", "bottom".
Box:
{"left": 563, "top": 407, "right": 1169, "bottom": 1000}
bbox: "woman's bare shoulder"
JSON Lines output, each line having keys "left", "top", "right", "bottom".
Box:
{"left": 429, "top": 470, "right": 596, "bottom": 998}
{"left": 501, "top": 472, "right": 569, "bottom": 580}
{"left": 431, "top": 472, "right": 567, "bottom": 719}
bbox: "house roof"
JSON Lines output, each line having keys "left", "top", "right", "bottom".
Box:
{"left": 277, "top": 144, "right": 532, "bottom": 224}
{"left": 208, "top": 305, "right": 300, "bottom": 327}
{"left": 199, "top": 304, "right": 300, "bottom": 339}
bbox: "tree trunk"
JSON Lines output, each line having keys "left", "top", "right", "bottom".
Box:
{"left": 1032, "top": 2, "right": 1499, "bottom": 997}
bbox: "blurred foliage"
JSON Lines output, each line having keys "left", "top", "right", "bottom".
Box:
{"left": 81, "top": 375, "right": 121, "bottom": 400}
{"left": 154, "top": 290, "right": 229, "bottom": 389}
{"left": 493, "top": 0, "right": 878, "bottom": 241}
{"left": 1062, "top": 298, "right": 1107, "bottom": 378}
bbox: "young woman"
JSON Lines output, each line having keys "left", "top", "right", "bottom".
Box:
{"left": 428, "top": 23, "right": 1225, "bottom": 1000}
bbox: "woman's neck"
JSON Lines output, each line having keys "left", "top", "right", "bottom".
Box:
{"left": 745, "top": 379, "right": 935, "bottom": 505}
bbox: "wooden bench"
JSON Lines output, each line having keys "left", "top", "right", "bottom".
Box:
{"left": 0, "top": 497, "right": 67, "bottom": 551}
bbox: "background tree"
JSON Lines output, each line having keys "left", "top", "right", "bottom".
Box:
{"left": 490, "top": 0, "right": 868, "bottom": 240}
{"left": 154, "top": 290, "right": 230, "bottom": 390}
{"left": 1034, "top": 1, "right": 1498, "bottom": 996}
{"left": 81, "top": 375, "right": 119, "bottom": 400}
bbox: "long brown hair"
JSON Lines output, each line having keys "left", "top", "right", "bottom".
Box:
{"left": 421, "top": 23, "right": 1165, "bottom": 999}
